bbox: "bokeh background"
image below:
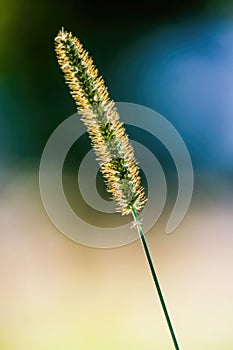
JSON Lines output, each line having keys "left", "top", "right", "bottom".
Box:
{"left": 1, "top": 0, "right": 233, "bottom": 349}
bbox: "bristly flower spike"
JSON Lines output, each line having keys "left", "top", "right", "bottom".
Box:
{"left": 54, "top": 28, "right": 147, "bottom": 215}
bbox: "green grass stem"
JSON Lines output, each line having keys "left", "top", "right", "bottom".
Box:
{"left": 131, "top": 207, "right": 180, "bottom": 350}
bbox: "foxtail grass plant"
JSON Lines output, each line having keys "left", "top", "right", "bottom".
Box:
{"left": 55, "top": 28, "right": 180, "bottom": 350}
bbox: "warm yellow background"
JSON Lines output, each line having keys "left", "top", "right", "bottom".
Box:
{"left": 0, "top": 172, "right": 232, "bottom": 349}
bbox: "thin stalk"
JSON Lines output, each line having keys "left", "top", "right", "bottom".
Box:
{"left": 131, "top": 207, "right": 180, "bottom": 350}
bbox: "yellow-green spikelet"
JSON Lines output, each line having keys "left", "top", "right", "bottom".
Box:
{"left": 55, "top": 29, "right": 147, "bottom": 215}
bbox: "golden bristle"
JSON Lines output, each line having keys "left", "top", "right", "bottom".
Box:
{"left": 55, "top": 29, "right": 147, "bottom": 215}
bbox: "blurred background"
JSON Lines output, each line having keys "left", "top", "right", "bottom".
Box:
{"left": 0, "top": 0, "right": 233, "bottom": 349}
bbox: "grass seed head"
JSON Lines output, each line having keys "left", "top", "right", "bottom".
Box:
{"left": 55, "top": 29, "right": 147, "bottom": 215}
